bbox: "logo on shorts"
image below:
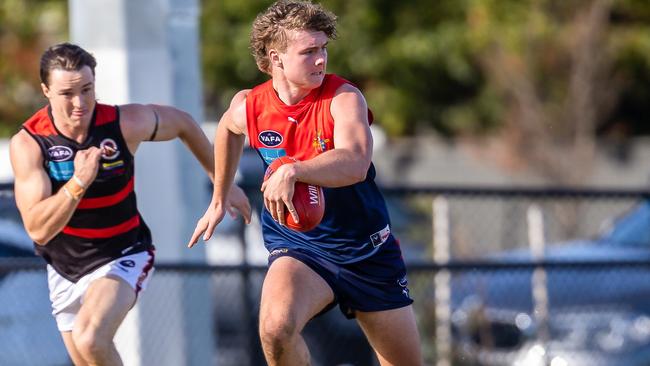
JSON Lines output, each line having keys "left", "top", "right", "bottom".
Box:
{"left": 47, "top": 145, "right": 73, "bottom": 162}
{"left": 397, "top": 276, "right": 411, "bottom": 299}
{"left": 370, "top": 224, "right": 391, "bottom": 247}
{"left": 258, "top": 130, "right": 283, "bottom": 147}
{"left": 269, "top": 248, "right": 288, "bottom": 257}
{"left": 119, "top": 259, "right": 136, "bottom": 268}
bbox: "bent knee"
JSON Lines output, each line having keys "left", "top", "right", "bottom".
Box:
{"left": 259, "top": 313, "right": 300, "bottom": 345}
{"left": 72, "top": 326, "right": 111, "bottom": 359}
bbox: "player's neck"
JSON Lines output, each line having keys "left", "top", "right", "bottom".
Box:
{"left": 51, "top": 110, "right": 91, "bottom": 143}
{"left": 272, "top": 76, "right": 312, "bottom": 106}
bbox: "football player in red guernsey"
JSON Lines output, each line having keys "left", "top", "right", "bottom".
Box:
{"left": 10, "top": 43, "right": 251, "bottom": 366}
{"left": 190, "top": 1, "right": 422, "bottom": 365}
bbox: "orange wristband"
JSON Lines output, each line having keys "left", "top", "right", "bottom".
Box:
{"left": 63, "top": 176, "right": 86, "bottom": 200}
{"left": 72, "top": 175, "right": 87, "bottom": 189}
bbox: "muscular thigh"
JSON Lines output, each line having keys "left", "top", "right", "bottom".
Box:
{"left": 75, "top": 276, "right": 136, "bottom": 337}
{"left": 260, "top": 256, "right": 334, "bottom": 329}
{"left": 356, "top": 306, "right": 422, "bottom": 366}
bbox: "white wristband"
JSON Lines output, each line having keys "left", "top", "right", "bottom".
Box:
{"left": 72, "top": 175, "right": 86, "bottom": 189}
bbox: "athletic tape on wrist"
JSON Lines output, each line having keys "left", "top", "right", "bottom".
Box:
{"left": 62, "top": 187, "right": 75, "bottom": 200}
{"left": 64, "top": 176, "right": 86, "bottom": 200}
{"left": 72, "top": 175, "right": 87, "bottom": 189}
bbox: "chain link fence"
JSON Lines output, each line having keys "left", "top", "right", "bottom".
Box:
{"left": 1, "top": 183, "right": 650, "bottom": 365}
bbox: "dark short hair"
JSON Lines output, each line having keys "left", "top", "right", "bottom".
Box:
{"left": 40, "top": 43, "right": 97, "bottom": 86}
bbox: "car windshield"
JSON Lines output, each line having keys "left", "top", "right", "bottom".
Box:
{"left": 599, "top": 200, "right": 650, "bottom": 248}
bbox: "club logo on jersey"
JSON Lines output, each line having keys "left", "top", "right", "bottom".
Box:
{"left": 47, "top": 145, "right": 73, "bottom": 162}
{"left": 370, "top": 224, "right": 391, "bottom": 248}
{"left": 258, "top": 130, "right": 283, "bottom": 147}
{"left": 312, "top": 130, "right": 330, "bottom": 153}
{"left": 100, "top": 138, "right": 120, "bottom": 160}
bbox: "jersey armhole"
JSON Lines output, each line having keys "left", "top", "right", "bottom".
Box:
{"left": 21, "top": 127, "right": 50, "bottom": 171}
{"left": 114, "top": 106, "right": 135, "bottom": 161}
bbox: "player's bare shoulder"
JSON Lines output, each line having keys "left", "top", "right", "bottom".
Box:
{"left": 10, "top": 128, "right": 34, "bottom": 149}
{"left": 334, "top": 82, "right": 362, "bottom": 96}
{"left": 9, "top": 129, "right": 42, "bottom": 169}
{"left": 224, "top": 89, "right": 252, "bottom": 135}
{"left": 331, "top": 83, "right": 368, "bottom": 122}
{"left": 118, "top": 104, "right": 154, "bottom": 137}
{"left": 332, "top": 83, "right": 366, "bottom": 107}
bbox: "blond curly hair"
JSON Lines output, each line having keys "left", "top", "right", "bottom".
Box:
{"left": 250, "top": 0, "right": 337, "bottom": 75}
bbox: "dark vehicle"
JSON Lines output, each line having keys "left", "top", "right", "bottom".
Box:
{"left": 451, "top": 200, "right": 650, "bottom": 366}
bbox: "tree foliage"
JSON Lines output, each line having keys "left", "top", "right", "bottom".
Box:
{"left": 1, "top": 0, "right": 650, "bottom": 159}
{"left": 0, "top": 0, "right": 67, "bottom": 136}
{"left": 461, "top": 0, "right": 650, "bottom": 184}
{"left": 201, "top": 0, "right": 650, "bottom": 142}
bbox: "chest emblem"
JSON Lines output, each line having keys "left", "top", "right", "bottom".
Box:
{"left": 312, "top": 130, "right": 330, "bottom": 153}
{"left": 258, "top": 130, "right": 283, "bottom": 147}
{"left": 100, "top": 138, "right": 120, "bottom": 160}
{"left": 47, "top": 145, "right": 73, "bottom": 162}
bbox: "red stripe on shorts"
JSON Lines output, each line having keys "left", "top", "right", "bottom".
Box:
{"left": 136, "top": 248, "right": 155, "bottom": 294}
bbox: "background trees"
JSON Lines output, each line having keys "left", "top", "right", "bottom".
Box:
{"left": 0, "top": 0, "right": 67, "bottom": 136}
{"left": 201, "top": 0, "right": 650, "bottom": 141}
{"left": 2, "top": 0, "right": 650, "bottom": 184}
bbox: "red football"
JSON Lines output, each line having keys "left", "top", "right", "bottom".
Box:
{"left": 264, "top": 156, "right": 325, "bottom": 232}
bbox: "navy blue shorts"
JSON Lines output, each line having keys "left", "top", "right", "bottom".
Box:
{"left": 267, "top": 238, "right": 413, "bottom": 319}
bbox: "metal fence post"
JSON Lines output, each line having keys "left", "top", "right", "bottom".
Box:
{"left": 433, "top": 196, "right": 451, "bottom": 366}
{"left": 528, "top": 204, "right": 549, "bottom": 364}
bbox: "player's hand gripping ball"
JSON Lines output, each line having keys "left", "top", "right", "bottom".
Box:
{"left": 263, "top": 156, "right": 325, "bottom": 232}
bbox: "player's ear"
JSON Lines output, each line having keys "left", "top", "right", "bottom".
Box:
{"left": 269, "top": 49, "right": 283, "bottom": 69}
{"left": 41, "top": 83, "right": 51, "bottom": 99}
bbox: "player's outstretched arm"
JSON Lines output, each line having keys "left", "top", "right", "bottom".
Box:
{"left": 188, "top": 90, "right": 250, "bottom": 248}
{"left": 120, "top": 103, "right": 251, "bottom": 227}
{"left": 10, "top": 131, "right": 102, "bottom": 244}
{"left": 119, "top": 104, "right": 215, "bottom": 179}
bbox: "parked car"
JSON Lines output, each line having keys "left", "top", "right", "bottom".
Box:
{"left": 451, "top": 200, "right": 650, "bottom": 366}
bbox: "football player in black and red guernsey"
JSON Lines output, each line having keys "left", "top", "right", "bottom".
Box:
{"left": 9, "top": 43, "right": 251, "bottom": 366}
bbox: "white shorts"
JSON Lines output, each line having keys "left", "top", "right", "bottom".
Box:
{"left": 47, "top": 250, "right": 155, "bottom": 332}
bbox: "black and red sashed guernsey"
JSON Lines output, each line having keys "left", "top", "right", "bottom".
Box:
{"left": 22, "top": 104, "right": 153, "bottom": 282}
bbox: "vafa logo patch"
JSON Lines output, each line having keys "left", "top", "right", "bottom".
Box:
{"left": 258, "top": 130, "right": 283, "bottom": 147}
{"left": 47, "top": 146, "right": 73, "bottom": 162}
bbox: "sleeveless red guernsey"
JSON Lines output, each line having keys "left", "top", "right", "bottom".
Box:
{"left": 22, "top": 104, "right": 153, "bottom": 282}
{"left": 246, "top": 74, "right": 394, "bottom": 264}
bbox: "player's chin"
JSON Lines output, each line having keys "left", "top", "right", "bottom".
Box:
{"left": 307, "top": 72, "right": 325, "bottom": 85}
{"left": 69, "top": 114, "right": 88, "bottom": 125}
